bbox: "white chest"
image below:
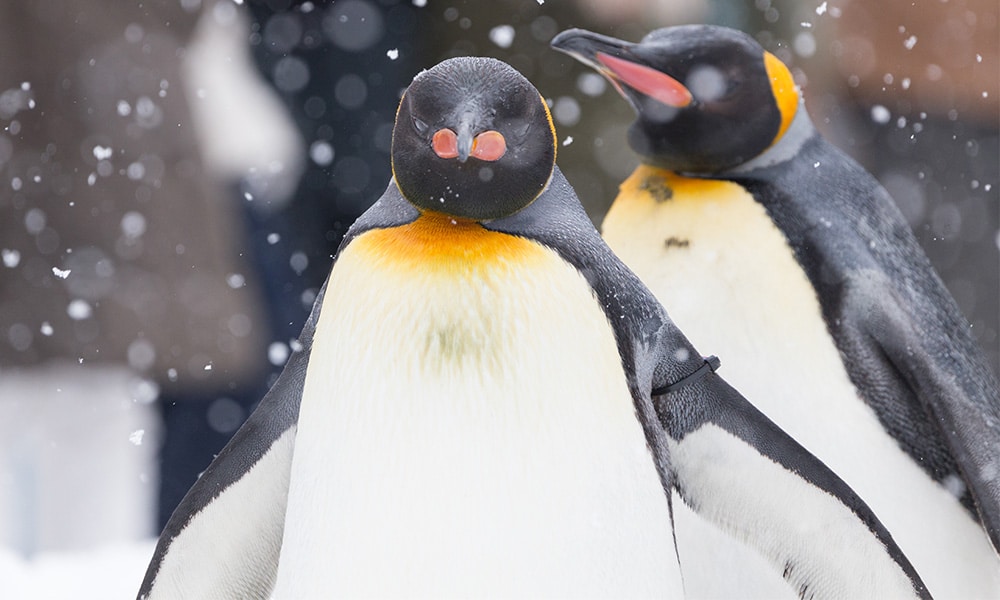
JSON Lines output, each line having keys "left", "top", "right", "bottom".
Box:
{"left": 603, "top": 167, "right": 1000, "bottom": 598}
{"left": 272, "top": 223, "right": 682, "bottom": 598}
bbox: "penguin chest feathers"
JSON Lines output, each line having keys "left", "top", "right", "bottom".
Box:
{"left": 603, "top": 166, "right": 1000, "bottom": 598}
{"left": 273, "top": 213, "right": 681, "bottom": 597}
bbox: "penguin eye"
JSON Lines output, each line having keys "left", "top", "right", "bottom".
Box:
{"left": 412, "top": 117, "right": 429, "bottom": 135}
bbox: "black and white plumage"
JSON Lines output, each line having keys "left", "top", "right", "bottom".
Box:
{"left": 553, "top": 24, "right": 1000, "bottom": 598}
{"left": 138, "top": 56, "right": 928, "bottom": 599}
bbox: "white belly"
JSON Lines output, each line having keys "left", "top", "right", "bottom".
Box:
{"left": 603, "top": 167, "right": 1000, "bottom": 599}
{"left": 272, "top": 225, "right": 682, "bottom": 598}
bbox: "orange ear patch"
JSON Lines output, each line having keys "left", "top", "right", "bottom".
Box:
{"left": 763, "top": 52, "right": 799, "bottom": 143}
{"left": 432, "top": 128, "right": 459, "bottom": 159}
{"left": 471, "top": 130, "right": 506, "bottom": 161}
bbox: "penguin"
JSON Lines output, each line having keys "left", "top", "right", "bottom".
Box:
{"left": 137, "top": 56, "right": 929, "bottom": 599}
{"left": 552, "top": 25, "right": 1000, "bottom": 598}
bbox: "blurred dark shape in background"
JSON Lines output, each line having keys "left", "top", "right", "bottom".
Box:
{"left": 155, "top": 0, "right": 432, "bottom": 528}
{"left": 0, "top": 0, "right": 271, "bottom": 553}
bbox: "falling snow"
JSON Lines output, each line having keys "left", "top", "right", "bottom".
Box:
{"left": 870, "top": 104, "right": 891, "bottom": 124}
{"left": 576, "top": 72, "right": 606, "bottom": 97}
{"left": 226, "top": 273, "right": 246, "bottom": 288}
{"left": 309, "top": 140, "right": 334, "bottom": 166}
{"left": 52, "top": 267, "right": 71, "bottom": 279}
{"left": 552, "top": 96, "right": 581, "bottom": 126}
{"left": 941, "top": 474, "right": 967, "bottom": 499}
{"left": 129, "top": 430, "right": 146, "bottom": 446}
{"left": 794, "top": 32, "right": 816, "bottom": 57}
{"left": 562, "top": 136, "right": 573, "bottom": 146}
{"left": 2, "top": 249, "right": 21, "bottom": 268}
{"left": 816, "top": 2, "right": 827, "bottom": 15}
{"left": 92, "top": 145, "right": 113, "bottom": 160}
{"left": 386, "top": 48, "right": 399, "bottom": 60}
{"left": 66, "top": 299, "right": 93, "bottom": 320}
{"left": 120, "top": 212, "right": 147, "bottom": 238}
{"left": 489, "top": 25, "right": 515, "bottom": 49}
{"left": 903, "top": 35, "right": 917, "bottom": 50}
{"left": 268, "top": 341, "right": 290, "bottom": 366}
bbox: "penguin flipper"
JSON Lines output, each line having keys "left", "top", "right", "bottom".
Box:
{"left": 863, "top": 290, "right": 1000, "bottom": 552}
{"left": 137, "top": 283, "right": 327, "bottom": 600}
{"left": 137, "top": 182, "right": 419, "bottom": 599}
{"left": 654, "top": 371, "right": 931, "bottom": 599}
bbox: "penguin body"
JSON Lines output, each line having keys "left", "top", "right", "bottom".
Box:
{"left": 272, "top": 206, "right": 681, "bottom": 597}
{"left": 553, "top": 25, "right": 1000, "bottom": 598}
{"left": 138, "top": 57, "right": 928, "bottom": 599}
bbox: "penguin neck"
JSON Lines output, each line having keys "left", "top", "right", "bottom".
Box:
{"left": 365, "top": 210, "right": 544, "bottom": 273}
{"left": 724, "top": 99, "right": 815, "bottom": 174}
{"left": 618, "top": 164, "right": 741, "bottom": 206}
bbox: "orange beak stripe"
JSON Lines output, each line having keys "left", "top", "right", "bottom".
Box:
{"left": 471, "top": 130, "right": 506, "bottom": 161}
{"left": 432, "top": 128, "right": 459, "bottom": 159}
{"left": 433, "top": 128, "right": 506, "bottom": 161}
{"left": 596, "top": 52, "right": 693, "bottom": 108}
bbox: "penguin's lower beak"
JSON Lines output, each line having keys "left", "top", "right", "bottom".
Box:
{"left": 551, "top": 28, "right": 693, "bottom": 109}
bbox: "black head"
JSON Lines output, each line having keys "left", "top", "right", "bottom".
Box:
{"left": 391, "top": 57, "right": 557, "bottom": 220}
{"left": 552, "top": 25, "right": 800, "bottom": 173}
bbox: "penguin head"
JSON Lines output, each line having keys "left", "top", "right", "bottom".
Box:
{"left": 551, "top": 25, "right": 799, "bottom": 173}
{"left": 392, "top": 57, "right": 557, "bottom": 221}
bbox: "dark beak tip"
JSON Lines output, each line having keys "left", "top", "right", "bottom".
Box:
{"left": 550, "top": 28, "right": 632, "bottom": 64}
{"left": 549, "top": 28, "right": 583, "bottom": 50}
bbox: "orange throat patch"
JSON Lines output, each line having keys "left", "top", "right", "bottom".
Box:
{"left": 349, "top": 211, "right": 546, "bottom": 275}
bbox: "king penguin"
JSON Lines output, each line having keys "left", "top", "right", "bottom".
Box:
{"left": 553, "top": 25, "right": 1000, "bottom": 598}
{"left": 137, "top": 56, "right": 929, "bottom": 599}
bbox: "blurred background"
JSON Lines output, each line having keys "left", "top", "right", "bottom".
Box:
{"left": 0, "top": 0, "right": 996, "bottom": 595}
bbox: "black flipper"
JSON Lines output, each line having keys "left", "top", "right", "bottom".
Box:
{"left": 138, "top": 182, "right": 419, "bottom": 599}
{"left": 656, "top": 365, "right": 931, "bottom": 599}
{"left": 489, "top": 167, "right": 929, "bottom": 598}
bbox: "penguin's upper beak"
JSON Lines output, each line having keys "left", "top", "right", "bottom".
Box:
{"left": 551, "top": 28, "right": 693, "bottom": 109}
{"left": 455, "top": 114, "right": 475, "bottom": 163}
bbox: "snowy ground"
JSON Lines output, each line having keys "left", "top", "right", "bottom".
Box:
{"left": 0, "top": 540, "right": 155, "bottom": 599}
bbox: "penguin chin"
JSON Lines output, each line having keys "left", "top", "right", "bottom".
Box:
{"left": 628, "top": 125, "right": 752, "bottom": 174}
{"left": 399, "top": 167, "right": 544, "bottom": 221}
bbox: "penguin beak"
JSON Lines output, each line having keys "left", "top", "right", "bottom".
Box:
{"left": 551, "top": 28, "right": 693, "bottom": 109}
{"left": 455, "top": 115, "right": 475, "bottom": 163}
